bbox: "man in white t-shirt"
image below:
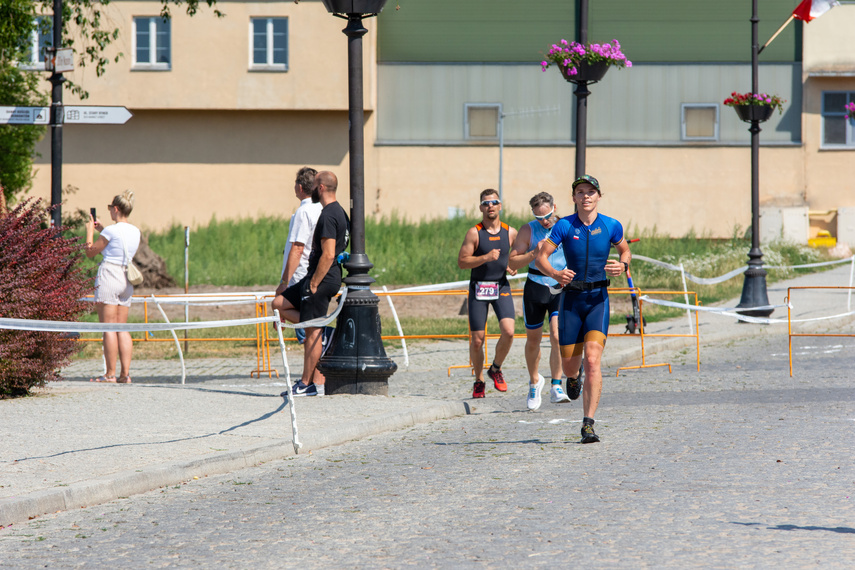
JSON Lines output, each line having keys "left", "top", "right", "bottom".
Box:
{"left": 273, "top": 167, "right": 323, "bottom": 342}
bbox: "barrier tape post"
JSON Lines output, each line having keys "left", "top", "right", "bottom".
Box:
{"left": 273, "top": 309, "right": 301, "bottom": 454}
{"left": 382, "top": 285, "right": 409, "bottom": 369}
{"left": 150, "top": 294, "right": 187, "bottom": 384}
{"left": 679, "top": 262, "right": 693, "bottom": 335}
{"left": 849, "top": 255, "right": 854, "bottom": 311}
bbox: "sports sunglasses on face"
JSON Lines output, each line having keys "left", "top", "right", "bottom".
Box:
{"left": 481, "top": 199, "right": 501, "bottom": 207}
{"left": 533, "top": 206, "right": 554, "bottom": 220}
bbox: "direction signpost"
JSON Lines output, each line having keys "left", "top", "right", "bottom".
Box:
{"left": 0, "top": 107, "right": 50, "bottom": 125}
{"left": 0, "top": 105, "right": 131, "bottom": 126}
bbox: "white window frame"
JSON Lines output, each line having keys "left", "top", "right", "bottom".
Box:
{"left": 19, "top": 16, "right": 52, "bottom": 71}
{"left": 820, "top": 91, "right": 855, "bottom": 149}
{"left": 132, "top": 16, "right": 171, "bottom": 71}
{"left": 464, "top": 103, "right": 502, "bottom": 141}
{"left": 681, "top": 103, "right": 719, "bottom": 142}
{"left": 249, "top": 17, "right": 288, "bottom": 71}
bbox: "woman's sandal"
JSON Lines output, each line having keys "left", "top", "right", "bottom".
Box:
{"left": 90, "top": 375, "right": 117, "bottom": 383}
{"left": 117, "top": 376, "right": 132, "bottom": 384}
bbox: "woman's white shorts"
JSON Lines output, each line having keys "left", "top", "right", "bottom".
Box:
{"left": 95, "top": 262, "right": 133, "bottom": 307}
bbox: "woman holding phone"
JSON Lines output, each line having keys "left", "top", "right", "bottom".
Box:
{"left": 84, "top": 190, "right": 141, "bottom": 383}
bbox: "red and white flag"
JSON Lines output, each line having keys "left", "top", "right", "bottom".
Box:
{"left": 792, "top": 0, "right": 839, "bottom": 22}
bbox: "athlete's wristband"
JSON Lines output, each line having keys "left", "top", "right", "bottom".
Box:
{"left": 622, "top": 261, "right": 628, "bottom": 273}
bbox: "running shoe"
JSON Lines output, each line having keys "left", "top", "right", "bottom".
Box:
{"left": 580, "top": 423, "right": 600, "bottom": 444}
{"left": 550, "top": 383, "right": 571, "bottom": 404}
{"left": 290, "top": 380, "right": 318, "bottom": 397}
{"left": 566, "top": 376, "right": 582, "bottom": 401}
{"left": 487, "top": 367, "right": 508, "bottom": 392}
{"left": 527, "top": 374, "right": 545, "bottom": 411}
{"left": 472, "top": 380, "right": 486, "bottom": 398}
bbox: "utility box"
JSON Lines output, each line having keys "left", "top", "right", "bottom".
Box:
{"left": 838, "top": 207, "right": 855, "bottom": 246}
{"left": 760, "top": 206, "right": 809, "bottom": 244}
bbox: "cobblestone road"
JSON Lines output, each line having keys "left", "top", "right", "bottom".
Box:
{"left": 2, "top": 333, "right": 854, "bottom": 568}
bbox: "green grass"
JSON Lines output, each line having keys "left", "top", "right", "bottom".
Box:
{"left": 145, "top": 214, "right": 832, "bottom": 299}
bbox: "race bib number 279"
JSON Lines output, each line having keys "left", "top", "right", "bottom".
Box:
{"left": 475, "top": 281, "right": 500, "bottom": 301}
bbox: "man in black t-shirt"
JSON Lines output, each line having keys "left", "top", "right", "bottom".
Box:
{"left": 281, "top": 171, "right": 350, "bottom": 397}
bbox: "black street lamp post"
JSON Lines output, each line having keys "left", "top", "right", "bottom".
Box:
{"left": 736, "top": 0, "right": 773, "bottom": 317}
{"left": 573, "top": 0, "right": 590, "bottom": 179}
{"left": 316, "top": 0, "right": 397, "bottom": 394}
{"left": 49, "top": 0, "right": 65, "bottom": 228}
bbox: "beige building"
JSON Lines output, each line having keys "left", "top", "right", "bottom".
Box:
{"left": 28, "top": 1, "right": 855, "bottom": 243}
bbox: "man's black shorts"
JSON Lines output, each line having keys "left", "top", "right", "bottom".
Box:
{"left": 282, "top": 274, "right": 340, "bottom": 323}
{"left": 523, "top": 278, "right": 561, "bottom": 330}
{"left": 467, "top": 280, "right": 514, "bottom": 332}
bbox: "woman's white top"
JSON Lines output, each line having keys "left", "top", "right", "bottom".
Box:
{"left": 99, "top": 222, "right": 141, "bottom": 266}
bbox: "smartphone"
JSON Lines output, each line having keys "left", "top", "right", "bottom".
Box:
{"left": 90, "top": 207, "right": 96, "bottom": 220}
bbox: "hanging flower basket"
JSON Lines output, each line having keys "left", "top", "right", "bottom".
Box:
{"left": 559, "top": 59, "right": 610, "bottom": 84}
{"left": 733, "top": 105, "right": 774, "bottom": 123}
{"left": 321, "top": 0, "right": 388, "bottom": 15}
{"left": 541, "top": 39, "right": 631, "bottom": 85}
{"left": 724, "top": 92, "right": 785, "bottom": 123}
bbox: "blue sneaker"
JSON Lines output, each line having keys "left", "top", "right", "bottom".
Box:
{"left": 291, "top": 380, "right": 314, "bottom": 397}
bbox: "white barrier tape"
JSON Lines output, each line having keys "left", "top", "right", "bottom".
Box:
{"left": 272, "top": 309, "right": 301, "bottom": 454}
{"left": 274, "top": 288, "right": 348, "bottom": 331}
{"left": 627, "top": 255, "right": 749, "bottom": 285}
{"left": 640, "top": 295, "right": 855, "bottom": 325}
{"left": 627, "top": 254, "right": 855, "bottom": 286}
{"left": 0, "top": 315, "right": 278, "bottom": 333}
{"left": 765, "top": 255, "right": 855, "bottom": 270}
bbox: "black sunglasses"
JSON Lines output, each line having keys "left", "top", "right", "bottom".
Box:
{"left": 480, "top": 199, "right": 501, "bottom": 207}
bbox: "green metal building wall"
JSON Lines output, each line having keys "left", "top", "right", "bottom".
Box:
{"left": 378, "top": 0, "right": 801, "bottom": 63}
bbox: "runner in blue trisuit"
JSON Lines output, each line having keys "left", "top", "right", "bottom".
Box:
{"left": 536, "top": 175, "right": 632, "bottom": 443}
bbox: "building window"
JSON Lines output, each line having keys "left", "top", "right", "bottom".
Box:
{"left": 681, "top": 104, "right": 719, "bottom": 141}
{"left": 133, "top": 17, "right": 171, "bottom": 70}
{"left": 250, "top": 18, "right": 288, "bottom": 71}
{"left": 465, "top": 103, "right": 501, "bottom": 141}
{"left": 822, "top": 91, "right": 855, "bottom": 147}
{"left": 20, "top": 16, "right": 52, "bottom": 70}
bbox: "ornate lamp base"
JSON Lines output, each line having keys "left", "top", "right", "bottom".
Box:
{"left": 317, "top": 287, "right": 397, "bottom": 395}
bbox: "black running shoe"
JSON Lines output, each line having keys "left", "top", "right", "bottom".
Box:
{"left": 566, "top": 376, "right": 582, "bottom": 400}
{"left": 580, "top": 423, "right": 600, "bottom": 444}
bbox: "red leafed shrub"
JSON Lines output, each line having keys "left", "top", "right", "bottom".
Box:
{"left": 0, "top": 199, "right": 92, "bottom": 398}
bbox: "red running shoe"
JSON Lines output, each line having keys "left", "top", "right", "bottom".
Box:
{"left": 472, "top": 380, "right": 486, "bottom": 398}
{"left": 487, "top": 367, "right": 508, "bottom": 392}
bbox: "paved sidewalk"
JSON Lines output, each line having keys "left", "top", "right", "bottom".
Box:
{"left": 1, "top": 263, "right": 852, "bottom": 527}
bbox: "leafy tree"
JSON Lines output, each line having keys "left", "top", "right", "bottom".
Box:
{"left": 0, "top": 0, "right": 48, "bottom": 208}
{"left": 0, "top": 0, "right": 221, "bottom": 207}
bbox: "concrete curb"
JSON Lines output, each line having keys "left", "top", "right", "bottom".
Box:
{"left": 0, "top": 400, "right": 469, "bottom": 527}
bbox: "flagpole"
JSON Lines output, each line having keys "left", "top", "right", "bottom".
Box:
{"left": 758, "top": 14, "right": 794, "bottom": 54}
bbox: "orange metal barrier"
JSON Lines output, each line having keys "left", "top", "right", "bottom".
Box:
{"left": 787, "top": 286, "right": 855, "bottom": 377}
{"left": 614, "top": 289, "right": 700, "bottom": 376}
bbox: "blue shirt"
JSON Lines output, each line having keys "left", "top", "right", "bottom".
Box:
{"left": 545, "top": 213, "right": 624, "bottom": 283}
{"left": 527, "top": 219, "right": 566, "bottom": 288}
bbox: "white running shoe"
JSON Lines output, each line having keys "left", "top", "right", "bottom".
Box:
{"left": 550, "top": 383, "right": 571, "bottom": 404}
{"left": 527, "top": 374, "right": 545, "bottom": 411}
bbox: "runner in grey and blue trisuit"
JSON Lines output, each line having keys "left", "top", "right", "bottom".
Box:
{"left": 509, "top": 192, "right": 573, "bottom": 411}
